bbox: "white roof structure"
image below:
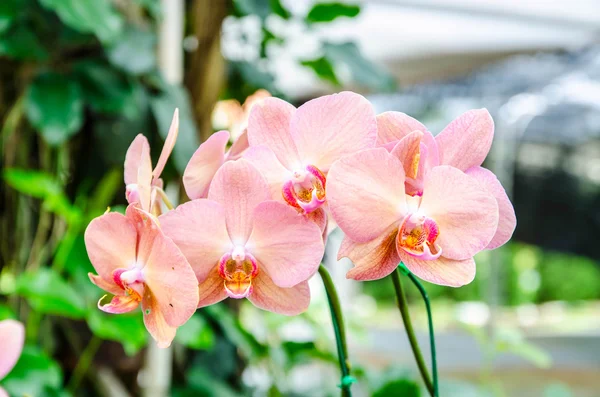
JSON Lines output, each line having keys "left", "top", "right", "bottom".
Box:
{"left": 274, "top": 0, "right": 600, "bottom": 96}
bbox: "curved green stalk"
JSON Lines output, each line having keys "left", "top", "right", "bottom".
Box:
{"left": 318, "top": 264, "right": 354, "bottom": 397}
{"left": 391, "top": 265, "right": 437, "bottom": 396}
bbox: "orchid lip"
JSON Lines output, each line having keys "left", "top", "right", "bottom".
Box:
{"left": 397, "top": 212, "right": 442, "bottom": 260}
{"left": 218, "top": 249, "right": 259, "bottom": 299}
{"left": 282, "top": 164, "right": 327, "bottom": 214}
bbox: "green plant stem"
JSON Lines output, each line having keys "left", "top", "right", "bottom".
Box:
{"left": 318, "top": 264, "right": 353, "bottom": 397}
{"left": 391, "top": 267, "right": 435, "bottom": 396}
{"left": 405, "top": 268, "right": 438, "bottom": 397}
{"left": 67, "top": 336, "right": 102, "bottom": 393}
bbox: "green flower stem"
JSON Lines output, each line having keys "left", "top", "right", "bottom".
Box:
{"left": 318, "top": 264, "right": 354, "bottom": 397}
{"left": 391, "top": 265, "right": 437, "bottom": 396}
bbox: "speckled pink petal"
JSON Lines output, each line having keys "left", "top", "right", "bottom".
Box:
{"left": 197, "top": 267, "right": 228, "bottom": 308}
{"left": 247, "top": 97, "right": 301, "bottom": 169}
{"left": 247, "top": 272, "right": 310, "bottom": 315}
{"left": 126, "top": 205, "right": 160, "bottom": 265}
{"left": 435, "top": 109, "right": 494, "bottom": 171}
{"left": 340, "top": 225, "right": 400, "bottom": 281}
{"left": 0, "top": 319, "right": 24, "bottom": 379}
{"left": 466, "top": 166, "right": 516, "bottom": 249}
{"left": 124, "top": 134, "right": 150, "bottom": 186}
{"left": 248, "top": 201, "right": 324, "bottom": 288}
{"left": 376, "top": 111, "right": 427, "bottom": 147}
{"left": 327, "top": 148, "right": 407, "bottom": 243}
{"left": 84, "top": 212, "right": 137, "bottom": 284}
{"left": 142, "top": 231, "right": 199, "bottom": 328}
{"left": 159, "top": 199, "right": 232, "bottom": 282}
{"left": 399, "top": 250, "right": 476, "bottom": 287}
{"left": 243, "top": 145, "right": 291, "bottom": 202}
{"left": 183, "top": 130, "right": 230, "bottom": 200}
{"left": 153, "top": 109, "right": 179, "bottom": 179}
{"left": 208, "top": 159, "right": 270, "bottom": 244}
{"left": 290, "top": 91, "right": 377, "bottom": 172}
{"left": 419, "top": 166, "right": 498, "bottom": 260}
{"left": 142, "top": 289, "right": 177, "bottom": 348}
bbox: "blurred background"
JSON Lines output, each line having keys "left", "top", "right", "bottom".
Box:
{"left": 1, "top": 0, "right": 599, "bottom": 396}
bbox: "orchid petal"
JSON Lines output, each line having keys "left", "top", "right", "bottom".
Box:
{"left": 142, "top": 231, "right": 199, "bottom": 328}
{"left": 160, "top": 199, "right": 232, "bottom": 282}
{"left": 290, "top": 91, "right": 377, "bottom": 172}
{"left": 142, "top": 289, "right": 177, "bottom": 348}
{"left": 376, "top": 111, "right": 427, "bottom": 147}
{"left": 84, "top": 212, "right": 137, "bottom": 284}
{"left": 420, "top": 166, "right": 499, "bottom": 260}
{"left": 247, "top": 97, "right": 301, "bottom": 169}
{"left": 153, "top": 108, "right": 179, "bottom": 179}
{"left": 340, "top": 225, "right": 400, "bottom": 281}
{"left": 435, "top": 109, "right": 494, "bottom": 171}
{"left": 248, "top": 201, "right": 324, "bottom": 288}
{"left": 243, "top": 145, "right": 290, "bottom": 202}
{"left": 0, "top": 319, "right": 24, "bottom": 379}
{"left": 88, "top": 273, "right": 121, "bottom": 295}
{"left": 124, "top": 134, "right": 150, "bottom": 185}
{"left": 197, "top": 267, "right": 228, "bottom": 308}
{"left": 247, "top": 272, "right": 310, "bottom": 315}
{"left": 390, "top": 130, "right": 424, "bottom": 179}
{"left": 327, "top": 147, "right": 407, "bottom": 243}
{"left": 227, "top": 129, "right": 249, "bottom": 160}
{"left": 208, "top": 159, "right": 270, "bottom": 244}
{"left": 399, "top": 251, "right": 476, "bottom": 287}
{"left": 183, "top": 130, "right": 230, "bottom": 200}
{"left": 98, "top": 294, "right": 139, "bottom": 314}
{"left": 136, "top": 140, "right": 153, "bottom": 211}
{"left": 466, "top": 166, "right": 516, "bottom": 249}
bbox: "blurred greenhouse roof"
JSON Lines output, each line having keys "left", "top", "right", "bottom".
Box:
{"left": 277, "top": 0, "right": 600, "bottom": 96}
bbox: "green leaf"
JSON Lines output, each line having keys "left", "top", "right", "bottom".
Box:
{"left": 150, "top": 85, "right": 200, "bottom": 174}
{"left": 373, "top": 378, "right": 421, "bottom": 397}
{"left": 301, "top": 56, "right": 341, "bottom": 86}
{"left": 26, "top": 73, "right": 84, "bottom": 146}
{"left": 15, "top": 269, "right": 87, "bottom": 319}
{"left": 323, "top": 41, "right": 396, "bottom": 91}
{"left": 0, "top": 304, "right": 16, "bottom": 320}
{"left": 106, "top": 28, "right": 156, "bottom": 75}
{"left": 0, "top": 0, "right": 22, "bottom": 33}
{"left": 175, "top": 314, "right": 215, "bottom": 350}
{"left": 185, "top": 366, "right": 241, "bottom": 397}
{"left": 3, "top": 169, "right": 80, "bottom": 222}
{"left": 86, "top": 168, "right": 123, "bottom": 219}
{"left": 87, "top": 310, "right": 148, "bottom": 356}
{"left": 269, "top": 0, "right": 291, "bottom": 19}
{"left": 0, "top": 24, "right": 48, "bottom": 60}
{"left": 204, "top": 305, "right": 268, "bottom": 359}
{"left": 1, "top": 345, "right": 63, "bottom": 396}
{"left": 306, "top": 2, "right": 360, "bottom": 24}
{"left": 75, "top": 61, "right": 139, "bottom": 117}
{"left": 3, "top": 169, "right": 62, "bottom": 199}
{"left": 39, "top": 0, "right": 123, "bottom": 43}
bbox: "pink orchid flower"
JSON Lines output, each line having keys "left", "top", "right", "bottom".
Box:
{"left": 0, "top": 319, "right": 24, "bottom": 397}
{"left": 124, "top": 109, "right": 179, "bottom": 215}
{"left": 242, "top": 92, "right": 377, "bottom": 219}
{"left": 327, "top": 148, "right": 500, "bottom": 286}
{"left": 85, "top": 205, "right": 199, "bottom": 347}
{"left": 160, "top": 159, "right": 325, "bottom": 315}
{"left": 182, "top": 129, "right": 249, "bottom": 200}
{"left": 376, "top": 109, "right": 516, "bottom": 249}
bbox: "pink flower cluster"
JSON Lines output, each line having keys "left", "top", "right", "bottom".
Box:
{"left": 85, "top": 91, "right": 516, "bottom": 347}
